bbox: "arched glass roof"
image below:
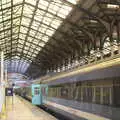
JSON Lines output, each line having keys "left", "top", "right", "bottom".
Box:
{"left": 0, "top": 0, "right": 78, "bottom": 74}
{"left": 1, "top": 0, "right": 119, "bottom": 78}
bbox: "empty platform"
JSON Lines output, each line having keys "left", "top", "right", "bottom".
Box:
{"left": 4, "top": 95, "right": 57, "bottom": 120}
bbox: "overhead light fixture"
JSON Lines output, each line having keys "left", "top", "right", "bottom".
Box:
{"left": 90, "top": 20, "right": 97, "bottom": 23}
{"left": 107, "top": 4, "right": 119, "bottom": 9}
{"left": 66, "top": 0, "right": 79, "bottom": 5}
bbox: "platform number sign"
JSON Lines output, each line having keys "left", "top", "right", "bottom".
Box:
{"left": 5, "top": 88, "right": 13, "bottom": 96}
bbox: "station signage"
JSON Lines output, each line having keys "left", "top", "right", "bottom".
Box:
{"left": 5, "top": 88, "right": 13, "bottom": 96}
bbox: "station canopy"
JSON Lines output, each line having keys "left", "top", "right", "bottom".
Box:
{"left": 0, "top": 0, "right": 120, "bottom": 79}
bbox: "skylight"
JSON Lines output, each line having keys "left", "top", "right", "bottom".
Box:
{"left": 5, "top": 59, "right": 30, "bottom": 73}
{"left": 66, "top": 0, "right": 79, "bottom": 5}
{"left": 0, "top": 0, "right": 76, "bottom": 73}
{"left": 17, "top": 0, "right": 74, "bottom": 59}
{"left": 107, "top": 4, "right": 119, "bottom": 9}
{"left": 90, "top": 20, "right": 97, "bottom": 23}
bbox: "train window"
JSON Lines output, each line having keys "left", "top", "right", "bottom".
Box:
{"left": 42, "top": 87, "right": 47, "bottom": 96}
{"left": 34, "top": 87, "right": 40, "bottom": 95}
{"left": 95, "top": 87, "right": 101, "bottom": 104}
{"left": 61, "top": 88, "right": 68, "bottom": 98}
{"left": 76, "top": 81, "right": 81, "bottom": 86}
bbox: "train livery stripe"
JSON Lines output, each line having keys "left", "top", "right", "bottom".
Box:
{"left": 46, "top": 101, "right": 111, "bottom": 120}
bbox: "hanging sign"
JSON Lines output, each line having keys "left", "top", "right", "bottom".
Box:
{"left": 5, "top": 88, "right": 13, "bottom": 96}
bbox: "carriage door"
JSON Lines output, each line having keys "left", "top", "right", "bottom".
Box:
{"left": 41, "top": 85, "right": 48, "bottom": 104}
{"left": 32, "top": 84, "right": 41, "bottom": 105}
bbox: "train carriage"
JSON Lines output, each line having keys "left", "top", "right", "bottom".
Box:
{"left": 15, "top": 64, "right": 120, "bottom": 120}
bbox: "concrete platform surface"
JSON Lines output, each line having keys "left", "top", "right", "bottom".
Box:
{"left": 5, "top": 95, "right": 58, "bottom": 120}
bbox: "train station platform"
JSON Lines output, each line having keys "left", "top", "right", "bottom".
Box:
{"left": 1, "top": 95, "right": 57, "bottom": 120}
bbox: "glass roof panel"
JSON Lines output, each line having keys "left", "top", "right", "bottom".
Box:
{"left": 21, "top": 17, "right": 31, "bottom": 27}
{"left": 31, "top": 21, "right": 40, "bottom": 30}
{"left": 18, "top": 39, "right": 24, "bottom": 44}
{"left": 46, "top": 28, "right": 55, "bottom": 36}
{"left": 19, "top": 33, "right": 26, "bottom": 39}
{"left": 57, "top": 4, "right": 72, "bottom": 18}
{"left": 31, "top": 44, "right": 36, "bottom": 49}
{"left": 24, "top": 46, "right": 29, "bottom": 50}
{"left": 29, "top": 29, "right": 36, "bottom": 37}
{"left": 36, "top": 47, "right": 41, "bottom": 51}
{"left": 39, "top": 42, "right": 45, "bottom": 47}
{"left": 25, "top": 0, "right": 36, "bottom": 6}
{"left": 27, "top": 36, "right": 33, "bottom": 42}
{"left": 34, "top": 9, "right": 45, "bottom": 21}
{"left": 25, "top": 42, "right": 30, "bottom": 46}
{"left": 42, "top": 35, "right": 49, "bottom": 42}
{"left": 1, "top": 0, "right": 11, "bottom": 9}
{"left": 32, "top": 39, "right": 39, "bottom": 44}
{"left": 66, "top": 0, "right": 78, "bottom": 5}
{"left": 13, "top": 5, "right": 22, "bottom": 18}
{"left": 20, "top": 26, "right": 28, "bottom": 34}
{"left": 13, "top": 27, "right": 19, "bottom": 34}
{"left": 17, "top": 48, "right": 22, "bottom": 52}
{"left": 23, "top": 4, "right": 34, "bottom": 18}
{"left": 36, "top": 33, "right": 42, "bottom": 39}
{"left": 13, "top": 0, "right": 23, "bottom": 5}
{"left": 13, "top": 18, "right": 20, "bottom": 26}
{"left": 43, "top": 15, "right": 53, "bottom": 25}
{"left": 38, "top": 0, "right": 49, "bottom": 10}
{"left": 51, "top": 18, "right": 62, "bottom": 29}
{"left": 48, "top": 0, "right": 61, "bottom": 14}
{"left": 0, "top": 0, "right": 76, "bottom": 74}
{"left": 32, "top": 54, "right": 37, "bottom": 57}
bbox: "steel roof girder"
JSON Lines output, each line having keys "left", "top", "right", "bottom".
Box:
{"left": 96, "top": 0, "right": 120, "bottom": 5}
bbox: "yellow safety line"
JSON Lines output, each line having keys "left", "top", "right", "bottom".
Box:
{"left": 0, "top": 104, "right": 6, "bottom": 120}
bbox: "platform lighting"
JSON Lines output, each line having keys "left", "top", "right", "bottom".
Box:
{"left": 107, "top": 4, "right": 119, "bottom": 9}
{"left": 103, "top": 40, "right": 110, "bottom": 54}
{"left": 103, "top": 49, "right": 111, "bottom": 55}
{"left": 68, "top": 63, "right": 71, "bottom": 69}
{"left": 113, "top": 45, "right": 118, "bottom": 51}
{"left": 57, "top": 68, "right": 60, "bottom": 72}
{"left": 66, "top": 0, "right": 79, "bottom": 5}
{"left": 95, "top": 48, "right": 101, "bottom": 57}
{"left": 96, "top": 53, "right": 101, "bottom": 57}
{"left": 90, "top": 20, "right": 97, "bottom": 23}
{"left": 96, "top": 50, "right": 101, "bottom": 57}
{"left": 62, "top": 66, "right": 65, "bottom": 71}
{"left": 75, "top": 60, "right": 79, "bottom": 66}
{"left": 113, "top": 40, "right": 119, "bottom": 51}
{"left": 54, "top": 70, "right": 56, "bottom": 72}
{"left": 90, "top": 49, "right": 95, "bottom": 54}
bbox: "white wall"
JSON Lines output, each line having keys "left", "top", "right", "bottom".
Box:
{"left": 0, "top": 86, "right": 4, "bottom": 112}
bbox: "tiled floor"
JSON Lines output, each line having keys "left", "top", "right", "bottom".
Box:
{"left": 5, "top": 95, "right": 58, "bottom": 120}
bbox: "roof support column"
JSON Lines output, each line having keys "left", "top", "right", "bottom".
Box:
{"left": 117, "top": 21, "right": 120, "bottom": 54}
{"left": 1, "top": 51, "right": 4, "bottom": 85}
{"left": 0, "top": 51, "right": 5, "bottom": 113}
{"left": 110, "top": 20, "right": 116, "bottom": 57}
